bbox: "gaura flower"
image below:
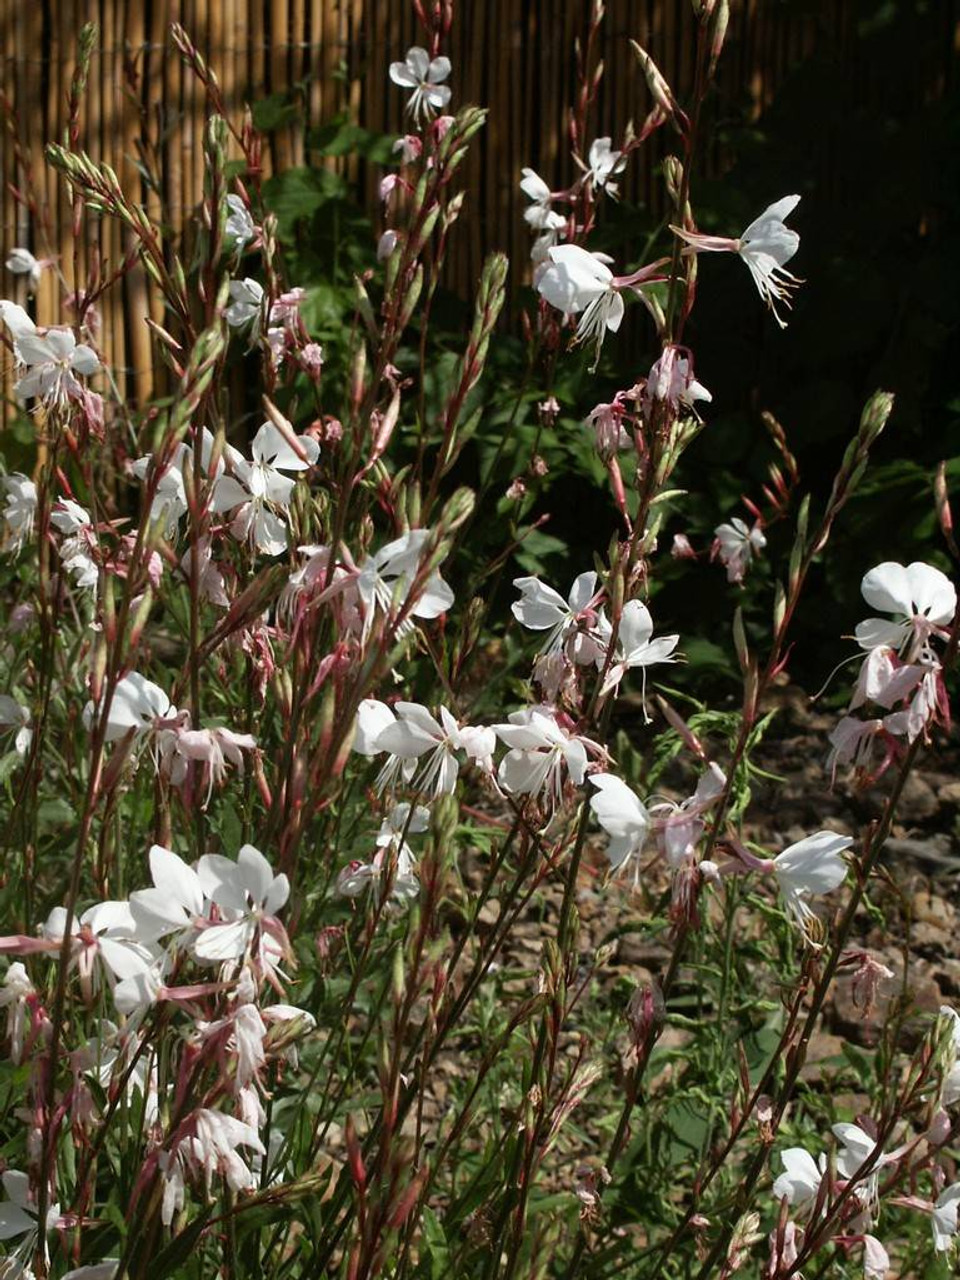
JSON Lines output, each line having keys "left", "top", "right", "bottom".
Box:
{"left": 855, "top": 561, "right": 956, "bottom": 658}
{"left": 588, "top": 773, "right": 650, "bottom": 879}
{"left": 643, "top": 345, "right": 712, "bottom": 416}
{"left": 582, "top": 137, "right": 627, "bottom": 196}
{"left": 355, "top": 529, "right": 454, "bottom": 640}
{"left": 597, "top": 599, "right": 680, "bottom": 699}
{"left": 0, "top": 475, "right": 35, "bottom": 554}
{"left": 225, "top": 277, "right": 265, "bottom": 331}
{"left": 5, "top": 247, "right": 49, "bottom": 291}
{"left": 536, "top": 245, "right": 668, "bottom": 366}
{"left": 512, "top": 571, "right": 600, "bottom": 657}
{"left": 212, "top": 419, "right": 319, "bottom": 557}
{"left": 519, "top": 169, "right": 566, "bottom": 232}
{"left": 672, "top": 196, "right": 802, "bottom": 327}
{"left": 769, "top": 830, "right": 852, "bottom": 931}
{"left": 772, "top": 1147, "right": 824, "bottom": 1209}
{"left": 0, "top": 695, "right": 32, "bottom": 758}
{"left": 712, "top": 517, "right": 766, "bottom": 585}
{"left": 493, "top": 707, "right": 593, "bottom": 806}
{"left": 372, "top": 702, "right": 494, "bottom": 796}
{"left": 932, "top": 1182, "right": 960, "bottom": 1252}
{"left": 224, "top": 194, "right": 257, "bottom": 249}
{"left": 14, "top": 326, "right": 100, "bottom": 407}
{"left": 389, "top": 47, "right": 452, "bottom": 122}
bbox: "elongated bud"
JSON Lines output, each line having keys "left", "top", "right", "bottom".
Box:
{"left": 627, "top": 978, "right": 665, "bottom": 1046}
{"left": 630, "top": 42, "right": 689, "bottom": 134}
{"left": 707, "top": 0, "right": 730, "bottom": 78}
{"left": 398, "top": 264, "right": 424, "bottom": 331}
{"left": 732, "top": 607, "right": 749, "bottom": 673}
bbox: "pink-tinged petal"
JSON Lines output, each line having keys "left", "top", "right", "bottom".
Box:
{"left": 389, "top": 62, "right": 419, "bottom": 88}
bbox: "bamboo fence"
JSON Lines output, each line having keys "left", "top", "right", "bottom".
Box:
{"left": 0, "top": 0, "right": 955, "bottom": 425}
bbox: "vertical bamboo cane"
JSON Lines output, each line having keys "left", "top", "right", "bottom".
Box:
{"left": 291, "top": 0, "right": 305, "bottom": 166}
{"left": 271, "top": 0, "right": 292, "bottom": 174}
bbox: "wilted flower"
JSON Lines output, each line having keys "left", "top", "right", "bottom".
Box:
{"left": 389, "top": 47, "right": 452, "bottom": 122}
{"left": 672, "top": 196, "right": 802, "bottom": 327}
{"left": 643, "top": 345, "right": 712, "bottom": 417}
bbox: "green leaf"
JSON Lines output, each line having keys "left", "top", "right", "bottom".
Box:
{"left": 262, "top": 167, "right": 347, "bottom": 239}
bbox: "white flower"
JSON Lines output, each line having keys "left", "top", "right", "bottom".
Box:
{"left": 520, "top": 169, "right": 566, "bottom": 232}
{"left": 770, "top": 830, "right": 852, "bottom": 929}
{"left": 537, "top": 246, "right": 624, "bottom": 360}
{"left": 0, "top": 1169, "right": 61, "bottom": 1266}
{"left": 588, "top": 773, "right": 650, "bottom": 878}
{"left": 644, "top": 346, "right": 712, "bottom": 414}
{"left": 373, "top": 702, "right": 495, "bottom": 796}
{"left": 158, "top": 725, "right": 256, "bottom": 806}
{"left": 712, "top": 517, "right": 766, "bottom": 584}
{"left": 493, "top": 707, "right": 590, "bottom": 806}
{"left": 0, "top": 962, "right": 35, "bottom": 1063}
{"left": 537, "top": 245, "right": 667, "bottom": 365}
{"left": 599, "top": 599, "right": 680, "bottom": 697}
{"left": 85, "top": 671, "right": 178, "bottom": 742}
{"left": 353, "top": 699, "right": 400, "bottom": 756}
{"left": 356, "top": 529, "right": 454, "bottom": 640}
{"left": 939, "top": 1005, "right": 960, "bottom": 1106}
{"left": 4, "top": 248, "right": 46, "bottom": 291}
{"left": 225, "top": 277, "right": 265, "bottom": 330}
{"left": 649, "top": 763, "right": 726, "bottom": 867}
{"left": 736, "top": 197, "right": 802, "bottom": 325}
{"left": 129, "top": 845, "right": 205, "bottom": 946}
{"left": 0, "top": 299, "right": 37, "bottom": 340}
{"left": 212, "top": 419, "right": 319, "bottom": 556}
{"left": 512, "top": 571, "right": 599, "bottom": 656}
{"left": 855, "top": 561, "right": 956, "bottom": 658}
{"left": 14, "top": 327, "right": 100, "bottom": 407}
{"left": 584, "top": 137, "right": 627, "bottom": 196}
{"left": 225, "top": 194, "right": 256, "bottom": 248}
{"left": 389, "top": 47, "right": 452, "bottom": 121}
{"left": 194, "top": 845, "right": 289, "bottom": 966}
{"left": 672, "top": 196, "right": 802, "bottom": 327}
{"left": 175, "top": 1108, "right": 265, "bottom": 1207}
{"left": 0, "top": 695, "right": 31, "bottom": 758}
{"left": 772, "top": 1147, "right": 824, "bottom": 1209}
{"left": 932, "top": 1182, "right": 960, "bottom": 1252}
{"left": 1, "top": 474, "right": 36, "bottom": 553}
